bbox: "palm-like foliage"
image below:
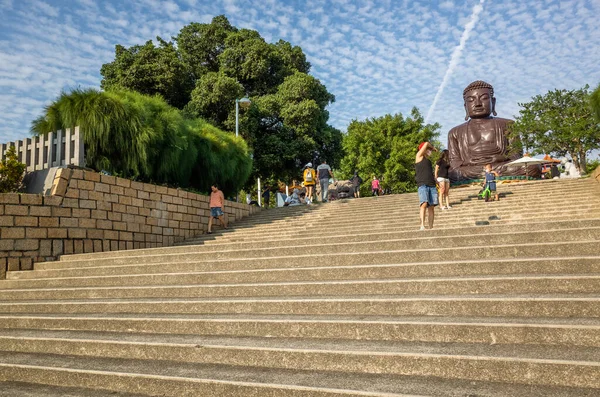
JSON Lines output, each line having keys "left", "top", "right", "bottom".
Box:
{"left": 31, "top": 88, "right": 251, "bottom": 195}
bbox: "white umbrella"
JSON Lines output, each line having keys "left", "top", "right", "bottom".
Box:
{"left": 506, "top": 155, "right": 546, "bottom": 177}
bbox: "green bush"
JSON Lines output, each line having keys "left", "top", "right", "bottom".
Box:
{"left": 31, "top": 88, "right": 252, "bottom": 196}
{"left": 587, "top": 159, "right": 600, "bottom": 175}
{"left": 0, "top": 146, "right": 26, "bottom": 193}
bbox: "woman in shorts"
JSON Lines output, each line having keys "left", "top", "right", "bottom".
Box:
{"left": 435, "top": 150, "right": 452, "bottom": 210}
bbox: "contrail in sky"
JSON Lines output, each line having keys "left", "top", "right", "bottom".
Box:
{"left": 424, "top": 0, "right": 486, "bottom": 126}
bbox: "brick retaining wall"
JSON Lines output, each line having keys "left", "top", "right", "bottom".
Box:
{"left": 0, "top": 168, "right": 260, "bottom": 278}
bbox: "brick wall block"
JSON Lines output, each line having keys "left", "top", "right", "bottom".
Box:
{"left": 68, "top": 228, "right": 87, "bottom": 239}
{"left": 51, "top": 178, "right": 69, "bottom": 196}
{"left": 48, "top": 228, "right": 68, "bottom": 239}
{"left": 0, "top": 239, "right": 14, "bottom": 250}
{"left": 131, "top": 198, "right": 143, "bottom": 207}
{"left": 2, "top": 227, "right": 25, "bottom": 239}
{"left": 53, "top": 240, "right": 63, "bottom": 256}
{"left": 43, "top": 196, "right": 63, "bottom": 207}
{"left": 72, "top": 208, "right": 91, "bottom": 218}
{"left": 62, "top": 198, "right": 79, "bottom": 208}
{"left": 83, "top": 171, "right": 101, "bottom": 182}
{"left": 116, "top": 177, "right": 131, "bottom": 188}
{"left": 40, "top": 217, "right": 59, "bottom": 228}
{"left": 5, "top": 205, "right": 28, "bottom": 216}
{"left": 15, "top": 239, "right": 39, "bottom": 250}
{"left": 79, "top": 200, "right": 96, "bottom": 209}
{"left": 111, "top": 185, "right": 125, "bottom": 195}
{"left": 74, "top": 240, "right": 84, "bottom": 254}
{"left": 100, "top": 174, "right": 117, "bottom": 185}
{"left": 15, "top": 217, "right": 38, "bottom": 227}
{"left": 88, "top": 229, "right": 104, "bottom": 239}
{"left": 0, "top": 216, "right": 14, "bottom": 227}
{"left": 78, "top": 180, "right": 95, "bottom": 190}
{"left": 20, "top": 194, "right": 43, "bottom": 205}
{"left": 78, "top": 218, "right": 97, "bottom": 229}
{"left": 97, "top": 220, "right": 113, "bottom": 230}
{"left": 29, "top": 206, "right": 52, "bottom": 217}
{"left": 39, "top": 240, "right": 52, "bottom": 256}
{"left": 60, "top": 218, "right": 78, "bottom": 228}
{"left": 0, "top": 194, "right": 20, "bottom": 205}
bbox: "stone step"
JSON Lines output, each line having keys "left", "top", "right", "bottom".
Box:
{"left": 1, "top": 296, "right": 599, "bottom": 318}
{"left": 3, "top": 351, "right": 599, "bottom": 396}
{"left": 30, "top": 237, "right": 600, "bottom": 274}
{"left": 9, "top": 257, "right": 600, "bottom": 287}
{"left": 50, "top": 223, "right": 600, "bottom": 261}
{"left": 28, "top": 240, "right": 600, "bottom": 278}
{"left": 232, "top": 188, "right": 596, "bottom": 219}
{"left": 1, "top": 314, "right": 599, "bottom": 347}
{"left": 0, "top": 332, "right": 599, "bottom": 389}
{"left": 192, "top": 203, "right": 600, "bottom": 236}
{"left": 0, "top": 381, "right": 149, "bottom": 397}
{"left": 182, "top": 218, "right": 600, "bottom": 245}
{"left": 2, "top": 274, "right": 600, "bottom": 301}
{"left": 231, "top": 194, "right": 599, "bottom": 225}
{"left": 0, "top": 354, "right": 405, "bottom": 397}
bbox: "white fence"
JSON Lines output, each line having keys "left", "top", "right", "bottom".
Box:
{"left": 0, "top": 127, "right": 84, "bottom": 172}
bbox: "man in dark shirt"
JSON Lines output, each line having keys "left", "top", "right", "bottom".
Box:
{"left": 316, "top": 160, "right": 334, "bottom": 202}
{"left": 415, "top": 142, "right": 439, "bottom": 230}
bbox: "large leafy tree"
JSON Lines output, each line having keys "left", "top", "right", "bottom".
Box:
{"left": 511, "top": 85, "right": 600, "bottom": 173}
{"left": 339, "top": 109, "right": 440, "bottom": 194}
{"left": 100, "top": 15, "right": 337, "bottom": 185}
{"left": 100, "top": 38, "right": 194, "bottom": 109}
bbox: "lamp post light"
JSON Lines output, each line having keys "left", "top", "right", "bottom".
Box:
{"left": 235, "top": 97, "right": 251, "bottom": 203}
{"left": 235, "top": 97, "right": 251, "bottom": 138}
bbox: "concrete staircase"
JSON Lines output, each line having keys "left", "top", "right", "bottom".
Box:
{"left": 0, "top": 178, "right": 599, "bottom": 396}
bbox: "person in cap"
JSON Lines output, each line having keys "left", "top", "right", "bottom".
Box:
{"left": 303, "top": 162, "right": 316, "bottom": 204}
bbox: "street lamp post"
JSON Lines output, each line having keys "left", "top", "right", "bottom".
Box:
{"left": 235, "top": 97, "right": 251, "bottom": 138}
{"left": 235, "top": 97, "right": 251, "bottom": 202}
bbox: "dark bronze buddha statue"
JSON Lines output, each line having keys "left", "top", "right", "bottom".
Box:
{"left": 447, "top": 80, "right": 540, "bottom": 182}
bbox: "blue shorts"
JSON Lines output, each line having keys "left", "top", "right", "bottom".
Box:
{"left": 418, "top": 185, "right": 438, "bottom": 207}
{"left": 210, "top": 207, "right": 224, "bottom": 217}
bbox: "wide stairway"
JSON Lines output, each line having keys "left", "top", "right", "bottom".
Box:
{"left": 0, "top": 178, "right": 599, "bottom": 396}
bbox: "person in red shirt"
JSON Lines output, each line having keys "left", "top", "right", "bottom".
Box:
{"left": 371, "top": 176, "right": 380, "bottom": 196}
{"left": 208, "top": 184, "right": 227, "bottom": 234}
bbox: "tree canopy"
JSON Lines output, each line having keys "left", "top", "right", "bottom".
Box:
{"left": 591, "top": 83, "right": 600, "bottom": 123}
{"left": 31, "top": 88, "right": 251, "bottom": 196}
{"left": 510, "top": 85, "right": 600, "bottom": 173}
{"left": 339, "top": 109, "right": 440, "bottom": 194}
{"left": 100, "top": 15, "right": 340, "bottom": 186}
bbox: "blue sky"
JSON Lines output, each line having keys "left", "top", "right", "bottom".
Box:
{"left": 1, "top": 0, "right": 600, "bottom": 156}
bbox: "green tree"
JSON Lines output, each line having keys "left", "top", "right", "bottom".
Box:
{"left": 176, "top": 15, "right": 237, "bottom": 78}
{"left": 591, "top": 83, "right": 600, "bottom": 123}
{"left": 31, "top": 88, "right": 251, "bottom": 196}
{"left": 241, "top": 72, "right": 341, "bottom": 184}
{"left": 185, "top": 72, "right": 245, "bottom": 131}
{"left": 511, "top": 85, "right": 600, "bottom": 173}
{"left": 0, "top": 146, "right": 26, "bottom": 193}
{"left": 339, "top": 109, "right": 440, "bottom": 194}
{"left": 100, "top": 38, "right": 194, "bottom": 109}
{"left": 101, "top": 15, "right": 331, "bottom": 186}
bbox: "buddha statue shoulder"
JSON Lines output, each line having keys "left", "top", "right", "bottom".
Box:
{"left": 447, "top": 80, "right": 540, "bottom": 182}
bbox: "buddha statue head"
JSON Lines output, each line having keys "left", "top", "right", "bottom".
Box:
{"left": 463, "top": 80, "right": 497, "bottom": 121}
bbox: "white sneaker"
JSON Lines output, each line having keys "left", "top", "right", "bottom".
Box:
{"left": 441, "top": 206, "right": 447, "bottom": 210}
{"left": 447, "top": 205, "right": 452, "bottom": 209}
{"left": 420, "top": 226, "right": 425, "bottom": 231}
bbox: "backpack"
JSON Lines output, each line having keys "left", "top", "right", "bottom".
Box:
{"left": 304, "top": 169, "right": 313, "bottom": 182}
